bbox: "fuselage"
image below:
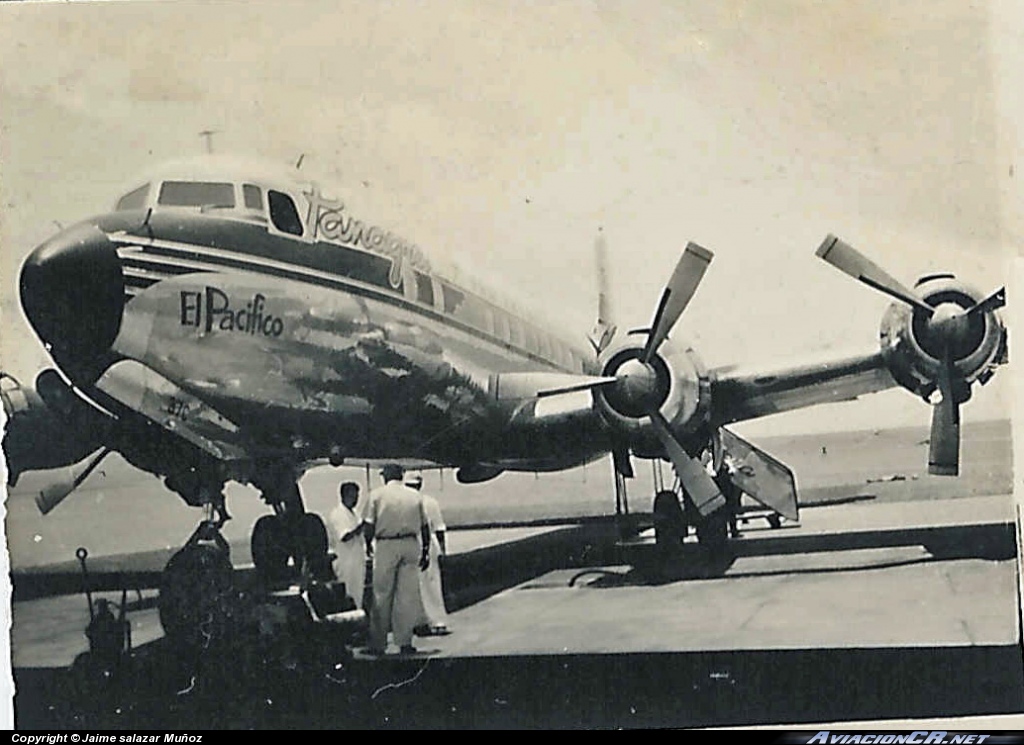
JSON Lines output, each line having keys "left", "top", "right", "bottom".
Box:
{"left": 20, "top": 156, "right": 617, "bottom": 476}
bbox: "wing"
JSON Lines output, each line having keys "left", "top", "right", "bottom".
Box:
{"left": 708, "top": 347, "right": 897, "bottom": 427}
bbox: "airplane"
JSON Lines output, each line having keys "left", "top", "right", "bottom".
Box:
{"left": 1, "top": 154, "right": 1008, "bottom": 646}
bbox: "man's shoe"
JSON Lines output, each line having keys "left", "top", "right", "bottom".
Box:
{"left": 413, "top": 625, "right": 431, "bottom": 637}
{"left": 399, "top": 645, "right": 417, "bottom": 655}
{"left": 363, "top": 647, "right": 385, "bottom": 657}
{"left": 429, "top": 626, "right": 452, "bottom": 636}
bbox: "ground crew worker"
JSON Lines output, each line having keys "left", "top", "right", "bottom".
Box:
{"left": 363, "top": 463, "right": 430, "bottom": 655}
{"left": 405, "top": 471, "right": 451, "bottom": 637}
{"left": 85, "top": 598, "right": 128, "bottom": 675}
{"left": 330, "top": 481, "right": 366, "bottom": 609}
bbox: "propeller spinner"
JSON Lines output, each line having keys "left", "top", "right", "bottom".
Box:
{"left": 816, "top": 234, "right": 1005, "bottom": 476}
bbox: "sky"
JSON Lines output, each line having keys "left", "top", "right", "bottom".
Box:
{"left": 0, "top": 0, "right": 1018, "bottom": 440}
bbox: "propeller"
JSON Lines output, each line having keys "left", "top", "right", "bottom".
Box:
{"left": 633, "top": 243, "right": 723, "bottom": 516}
{"left": 816, "top": 234, "right": 1005, "bottom": 477}
{"left": 540, "top": 240, "right": 724, "bottom": 514}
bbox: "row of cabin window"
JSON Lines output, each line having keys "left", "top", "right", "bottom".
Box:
{"left": 117, "top": 181, "right": 305, "bottom": 237}
{"left": 413, "top": 269, "right": 581, "bottom": 370}
{"left": 117, "top": 182, "right": 582, "bottom": 370}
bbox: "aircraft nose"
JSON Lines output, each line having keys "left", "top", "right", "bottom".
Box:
{"left": 19, "top": 224, "right": 124, "bottom": 361}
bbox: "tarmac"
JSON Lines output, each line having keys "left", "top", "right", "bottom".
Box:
{"left": 9, "top": 490, "right": 1024, "bottom": 728}
{"left": 357, "top": 493, "right": 1020, "bottom": 658}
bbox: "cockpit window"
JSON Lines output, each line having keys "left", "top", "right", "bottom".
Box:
{"left": 243, "top": 184, "right": 263, "bottom": 210}
{"left": 116, "top": 184, "right": 150, "bottom": 211}
{"left": 268, "top": 190, "right": 304, "bottom": 236}
{"left": 158, "top": 181, "right": 236, "bottom": 208}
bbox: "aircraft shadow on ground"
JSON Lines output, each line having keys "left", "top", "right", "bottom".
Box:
{"left": 12, "top": 518, "right": 1016, "bottom": 611}
{"left": 443, "top": 519, "right": 1017, "bottom": 599}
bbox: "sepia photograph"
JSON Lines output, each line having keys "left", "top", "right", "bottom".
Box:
{"left": 1, "top": 0, "right": 1021, "bottom": 730}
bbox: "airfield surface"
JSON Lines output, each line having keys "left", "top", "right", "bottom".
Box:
{"left": 12, "top": 493, "right": 1019, "bottom": 668}
{"left": 7, "top": 420, "right": 1023, "bottom": 727}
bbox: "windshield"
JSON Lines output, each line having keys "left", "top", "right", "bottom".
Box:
{"left": 115, "top": 184, "right": 150, "bottom": 211}
{"left": 158, "top": 181, "right": 236, "bottom": 208}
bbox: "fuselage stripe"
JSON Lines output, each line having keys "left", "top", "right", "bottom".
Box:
{"left": 115, "top": 239, "right": 578, "bottom": 372}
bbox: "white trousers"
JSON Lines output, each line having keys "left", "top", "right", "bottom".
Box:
{"left": 418, "top": 535, "right": 448, "bottom": 627}
{"left": 370, "top": 537, "right": 422, "bottom": 649}
{"left": 334, "top": 539, "right": 366, "bottom": 610}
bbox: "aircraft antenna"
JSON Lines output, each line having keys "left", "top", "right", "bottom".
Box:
{"left": 198, "top": 130, "right": 218, "bottom": 154}
{"left": 295, "top": 153, "right": 306, "bottom": 170}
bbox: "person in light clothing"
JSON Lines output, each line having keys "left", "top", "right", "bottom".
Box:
{"left": 404, "top": 471, "right": 451, "bottom": 636}
{"left": 363, "top": 464, "right": 430, "bottom": 655}
{"left": 330, "top": 481, "right": 366, "bottom": 609}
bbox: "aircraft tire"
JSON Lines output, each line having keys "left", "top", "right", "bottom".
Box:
{"left": 696, "top": 509, "right": 729, "bottom": 552}
{"left": 158, "top": 542, "right": 234, "bottom": 651}
{"left": 251, "top": 514, "right": 291, "bottom": 584}
{"left": 293, "top": 512, "right": 329, "bottom": 568}
{"left": 652, "top": 490, "right": 686, "bottom": 551}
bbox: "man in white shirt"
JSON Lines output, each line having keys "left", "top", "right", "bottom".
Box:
{"left": 329, "top": 481, "right": 367, "bottom": 609}
{"left": 404, "top": 471, "right": 451, "bottom": 636}
{"left": 363, "top": 464, "right": 430, "bottom": 655}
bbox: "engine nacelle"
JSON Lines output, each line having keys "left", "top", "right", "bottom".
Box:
{"left": 880, "top": 274, "right": 1007, "bottom": 401}
{"left": 1, "top": 370, "right": 111, "bottom": 484}
{"left": 593, "top": 332, "right": 711, "bottom": 458}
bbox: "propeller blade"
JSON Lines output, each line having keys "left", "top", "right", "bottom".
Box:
{"left": 641, "top": 242, "right": 714, "bottom": 363}
{"left": 649, "top": 411, "right": 726, "bottom": 516}
{"left": 966, "top": 286, "right": 1006, "bottom": 318}
{"left": 816, "top": 235, "right": 936, "bottom": 316}
{"left": 536, "top": 376, "right": 618, "bottom": 398}
{"left": 36, "top": 448, "right": 111, "bottom": 515}
{"left": 928, "top": 352, "right": 961, "bottom": 476}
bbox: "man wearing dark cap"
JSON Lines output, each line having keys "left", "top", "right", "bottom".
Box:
{"left": 363, "top": 463, "right": 431, "bottom": 655}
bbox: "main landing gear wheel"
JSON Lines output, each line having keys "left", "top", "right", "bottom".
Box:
{"left": 652, "top": 490, "right": 687, "bottom": 552}
{"left": 296, "top": 512, "right": 329, "bottom": 560}
{"left": 158, "top": 535, "right": 234, "bottom": 651}
{"left": 251, "top": 515, "right": 291, "bottom": 585}
{"left": 250, "top": 512, "right": 330, "bottom": 584}
{"left": 696, "top": 508, "right": 731, "bottom": 561}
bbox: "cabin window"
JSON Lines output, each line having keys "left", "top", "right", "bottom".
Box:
{"left": 441, "top": 283, "right": 465, "bottom": 314}
{"left": 243, "top": 184, "right": 263, "bottom": 210}
{"left": 158, "top": 181, "right": 235, "bottom": 208}
{"left": 522, "top": 325, "right": 537, "bottom": 354}
{"left": 268, "top": 190, "right": 304, "bottom": 236}
{"left": 509, "top": 318, "right": 524, "bottom": 347}
{"left": 116, "top": 184, "right": 150, "bottom": 211}
{"left": 415, "top": 271, "right": 435, "bottom": 306}
{"left": 493, "top": 312, "right": 510, "bottom": 343}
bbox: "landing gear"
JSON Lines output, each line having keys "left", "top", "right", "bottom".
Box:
{"left": 695, "top": 508, "right": 730, "bottom": 554}
{"left": 158, "top": 520, "right": 235, "bottom": 651}
{"left": 156, "top": 466, "right": 332, "bottom": 651}
{"left": 250, "top": 512, "right": 330, "bottom": 585}
{"left": 651, "top": 484, "right": 734, "bottom": 558}
{"left": 250, "top": 472, "right": 331, "bottom": 587}
{"left": 652, "top": 489, "right": 687, "bottom": 553}
{"left": 251, "top": 515, "right": 291, "bottom": 585}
